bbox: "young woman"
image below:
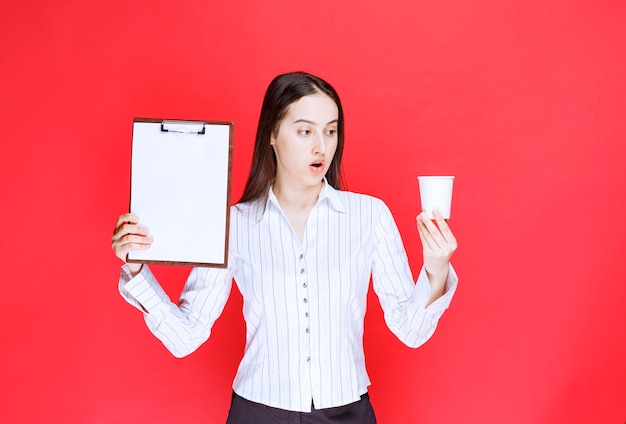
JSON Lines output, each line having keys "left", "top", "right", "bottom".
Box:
{"left": 111, "top": 72, "right": 458, "bottom": 423}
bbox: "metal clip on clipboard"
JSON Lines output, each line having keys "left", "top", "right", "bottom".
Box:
{"left": 160, "top": 120, "right": 206, "bottom": 135}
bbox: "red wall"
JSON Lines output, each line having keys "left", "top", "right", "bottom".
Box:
{"left": 1, "top": 1, "right": 624, "bottom": 422}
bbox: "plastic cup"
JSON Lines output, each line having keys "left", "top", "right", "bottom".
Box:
{"left": 417, "top": 176, "right": 455, "bottom": 219}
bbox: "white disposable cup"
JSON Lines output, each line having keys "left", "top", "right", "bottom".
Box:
{"left": 417, "top": 176, "right": 455, "bottom": 219}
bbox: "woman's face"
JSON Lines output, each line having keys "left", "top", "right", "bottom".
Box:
{"left": 270, "top": 93, "right": 339, "bottom": 189}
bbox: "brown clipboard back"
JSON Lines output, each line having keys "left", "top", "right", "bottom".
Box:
{"left": 127, "top": 117, "right": 234, "bottom": 268}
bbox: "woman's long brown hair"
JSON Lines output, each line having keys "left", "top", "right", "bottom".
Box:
{"left": 237, "top": 72, "right": 345, "bottom": 205}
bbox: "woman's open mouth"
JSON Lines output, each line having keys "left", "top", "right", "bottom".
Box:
{"left": 309, "top": 160, "right": 325, "bottom": 174}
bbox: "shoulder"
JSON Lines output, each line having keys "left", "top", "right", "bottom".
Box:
{"left": 332, "top": 189, "right": 389, "bottom": 215}
{"left": 230, "top": 200, "right": 265, "bottom": 224}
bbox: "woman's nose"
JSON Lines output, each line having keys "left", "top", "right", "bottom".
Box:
{"left": 313, "top": 133, "right": 326, "bottom": 154}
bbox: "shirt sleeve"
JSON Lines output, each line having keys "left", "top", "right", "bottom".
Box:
{"left": 370, "top": 200, "right": 458, "bottom": 348}
{"left": 118, "top": 264, "right": 234, "bottom": 358}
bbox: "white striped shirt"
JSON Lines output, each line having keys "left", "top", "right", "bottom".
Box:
{"left": 119, "top": 181, "right": 458, "bottom": 412}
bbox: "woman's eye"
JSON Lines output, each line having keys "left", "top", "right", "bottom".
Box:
{"left": 325, "top": 128, "right": 337, "bottom": 136}
{"left": 298, "top": 129, "right": 311, "bottom": 136}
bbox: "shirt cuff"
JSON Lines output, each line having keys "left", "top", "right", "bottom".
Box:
{"left": 118, "top": 264, "right": 169, "bottom": 314}
{"left": 415, "top": 263, "right": 459, "bottom": 312}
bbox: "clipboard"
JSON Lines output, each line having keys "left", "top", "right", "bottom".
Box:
{"left": 127, "top": 117, "right": 234, "bottom": 267}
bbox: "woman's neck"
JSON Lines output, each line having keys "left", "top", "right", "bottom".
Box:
{"left": 272, "top": 179, "right": 323, "bottom": 212}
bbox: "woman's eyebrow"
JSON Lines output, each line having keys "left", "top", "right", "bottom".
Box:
{"left": 292, "top": 119, "right": 317, "bottom": 125}
{"left": 292, "top": 119, "right": 339, "bottom": 126}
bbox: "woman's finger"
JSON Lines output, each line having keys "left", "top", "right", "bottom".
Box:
{"left": 114, "top": 213, "right": 139, "bottom": 231}
{"left": 418, "top": 211, "right": 458, "bottom": 256}
{"left": 112, "top": 233, "right": 153, "bottom": 261}
{"left": 112, "top": 214, "right": 149, "bottom": 242}
{"left": 112, "top": 223, "right": 151, "bottom": 242}
{"left": 431, "top": 210, "right": 456, "bottom": 246}
{"left": 112, "top": 213, "right": 143, "bottom": 239}
{"left": 418, "top": 212, "right": 447, "bottom": 249}
{"left": 416, "top": 213, "right": 435, "bottom": 251}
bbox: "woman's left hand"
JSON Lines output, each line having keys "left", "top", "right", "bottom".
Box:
{"left": 416, "top": 209, "right": 458, "bottom": 290}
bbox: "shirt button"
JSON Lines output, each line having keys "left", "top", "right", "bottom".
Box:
{"left": 302, "top": 282, "right": 307, "bottom": 288}
{"left": 303, "top": 298, "right": 308, "bottom": 303}
{"left": 306, "top": 356, "right": 311, "bottom": 362}
{"left": 299, "top": 254, "right": 304, "bottom": 260}
{"left": 305, "top": 312, "right": 309, "bottom": 318}
{"left": 305, "top": 328, "right": 310, "bottom": 333}
{"left": 300, "top": 268, "right": 305, "bottom": 274}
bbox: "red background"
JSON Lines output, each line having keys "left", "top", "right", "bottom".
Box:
{"left": 1, "top": 1, "right": 625, "bottom": 422}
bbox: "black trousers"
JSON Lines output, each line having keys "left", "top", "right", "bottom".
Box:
{"left": 225, "top": 391, "right": 377, "bottom": 424}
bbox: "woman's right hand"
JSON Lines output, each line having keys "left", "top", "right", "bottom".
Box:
{"left": 111, "top": 213, "right": 153, "bottom": 276}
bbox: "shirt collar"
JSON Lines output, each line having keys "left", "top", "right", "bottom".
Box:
{"left": 254, "top": 178, "right": 347, "bottom": 222}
